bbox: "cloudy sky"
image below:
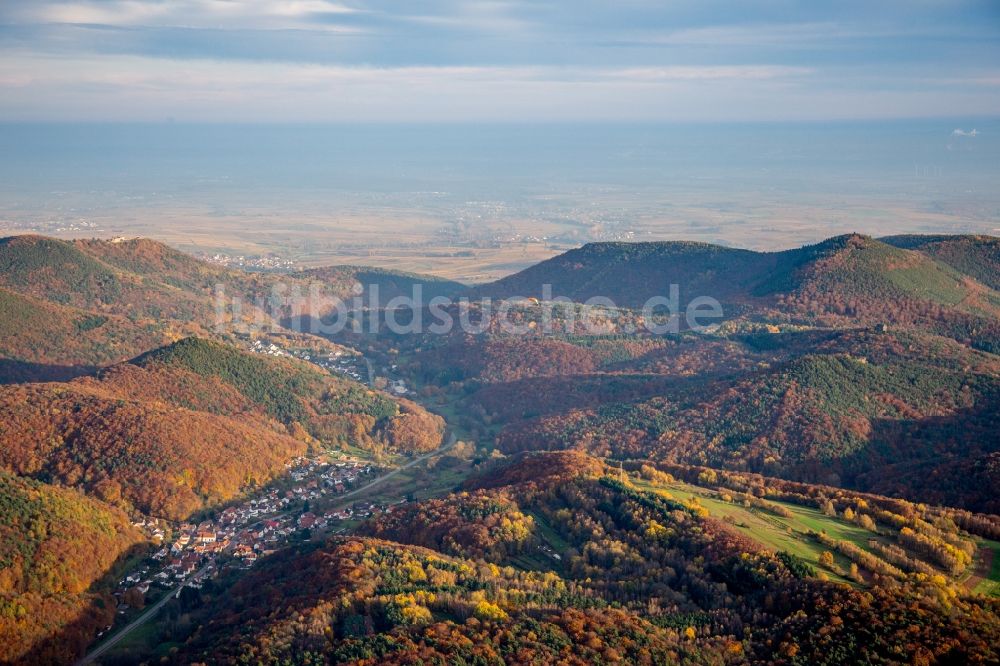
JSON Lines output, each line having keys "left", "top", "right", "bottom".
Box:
{"left": 1, "top": 0, "right": 998, "bottom": 122}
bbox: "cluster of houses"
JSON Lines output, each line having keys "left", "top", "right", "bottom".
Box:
{"left": 326, "top": 352, "right": 366, "bottom": 381}
{"left": 249, "top": 339, "right": 291, "bottom": 357}
{"left": 245, "top": 339, "right": 412, "bottom": 398}
{"left": 201, "top": 252, "right": 296, "bottom": 272}
{"left": 285, "top": 457, "right": 375, "bottom": 496}
{"left": 131, "top": 516, "right": 166, "bottom": 543}
{"left": 289, "top": 348, "right": 368, "bottom": 382}
{"left": 115, "top": 457, "right": 381, "bottom": 613}
{"left": 292, "top": 499, "right": 389, "bottom": 532}
{"left": 248, "top": 341, "right": 372, "bottom": 384}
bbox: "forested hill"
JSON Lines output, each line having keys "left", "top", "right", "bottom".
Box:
{"left": 131, "top": 337, "right": 445, "bottom": 452}
{"left": 477, "top": 233, "right": 999, "bottom": 306}
{"left": 430, "top": 325, "right": 1000, "bottom": 513}
{"left": 474, "top": 233, "right": 1000, "bottom": 350}
{"left": 473, "top": 239, "right": 772, "bottom": 307}
{"left": 0, "top": 234, "right": 461, "bottom": 378}
{"left": 294, "top": 265, "right": 466, "bottom": 305}
{"left": 0, "top": 287, "right": 171, "bottom": 380}
{"left": 0, "top": 337, "right": 444, "bottom": 519}
{"left": 0, "top": 235, "right": 223, "bottom": 328}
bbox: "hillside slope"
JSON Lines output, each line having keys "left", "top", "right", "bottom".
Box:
{"left": 171, "top": 452, "right": 1000, "bottom": 665}
{"left": 473, "top": 234, "right": 1000, "bottom": 349}
{"left": 0, "top": 338, "right": 444, "bottom": 519}
{"left": 766, "top": 235, "right": 1000, "bottom": 350}
{"left": 0, "top": 235, "right": 463, "bottom": 372}
{"left": 0, "top": 235, "right": 216, "bottom": 325}
{"left": 131, "top": 337, "right": 445, "bottom": 453}
{"left": 475, "top": 240, "right": 774, "bottom": 308}
{"left": 0, "top": 471, "right": 144, "bottom": 665}
{"left": 492, "top": 330, "right": 1000, "bottom": 512}
{"left": 0, "top": 287, "right": 172, "bottom": 381}
{"left": 295, "top": 265, "right": 466, "bottom": 307}
{"left": 882, "top": 234, "right": 1000, "bottom": 290}
{"left": 0, "top": 380, "right": 308, "bottom": 519}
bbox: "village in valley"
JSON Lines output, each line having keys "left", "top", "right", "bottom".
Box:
{"left": 112, "top": 455, "right": 396, "bottom": 619}
{"left": 248, "top": 338, "right": 411, "bottom": 395}
{"left": 96, "top": 332, "right": 432, "bottom": 649}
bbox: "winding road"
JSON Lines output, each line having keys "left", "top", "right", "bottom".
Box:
{"left": 77, "top": 563, "right": 211, "bottom": 665}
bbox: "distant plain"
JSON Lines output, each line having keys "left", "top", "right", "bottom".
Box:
{"left": 2, "top": 121, "right": 997, "bottom": 281}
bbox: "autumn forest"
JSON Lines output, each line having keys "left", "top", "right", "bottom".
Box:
{"left": 0, "top": 232, "right": 998, "bottom": 665}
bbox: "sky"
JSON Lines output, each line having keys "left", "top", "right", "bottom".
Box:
{"left": 0, "top": 1, "right": 998, "bottom": 122}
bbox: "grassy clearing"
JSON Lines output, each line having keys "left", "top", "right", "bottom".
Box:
{"left": 433, "top": 391, "right": 505, "bottom": 444}
{"left": 971, "top": 539, "right": 1000, "bottom": 597}
{"left": 413, "top": 466, "right": 469, "bottom": 501}
{"left": 330, "top": 442, "right": 386, "bottom": 463}
{"left": 503, "top": 511, "right": 570, "bottom": 573}
{"left": 318, "top": 457, "right": 472, "bottom": 512}
{"left": 105, "top": 619, "right": 159, "bottom": 652}
{"left": 527, "top": 510, "right": 572, "bottom": 554}
{"left": 637, "top": 473, "right": 998, "bottom": 590}
{"left": 100, "top": 616, "right": 182, "bottom": 663}
{"left": 632, "top": 477, "right": 884, "bottom": 584}
{"left": 509, "top": 551, "right": 559, "bottom": 572}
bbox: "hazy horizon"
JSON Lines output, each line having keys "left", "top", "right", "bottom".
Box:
{"left": 2, "top": 119, "right": 998, "bottom": 276}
